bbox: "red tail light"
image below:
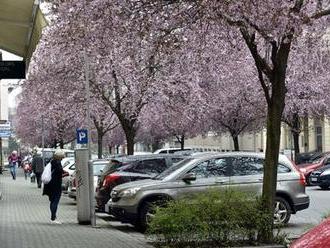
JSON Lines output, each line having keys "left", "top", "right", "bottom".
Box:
{"left": 73, "top": 177, "right": 77, "bottom": 187}
{"left": 292, "top": 162, "right": 306, "bottom": 186}
{"left": 102, "top": 174, "right": 120, "bottom": 188}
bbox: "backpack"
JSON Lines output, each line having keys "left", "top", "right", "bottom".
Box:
{"left": 41, "top": 163, "right": 52, "bottom": 184}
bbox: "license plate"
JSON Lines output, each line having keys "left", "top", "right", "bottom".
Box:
{"left": 311, "top": 177, "right": 318, "bottom": 182}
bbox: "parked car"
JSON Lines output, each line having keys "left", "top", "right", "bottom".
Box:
{"left": 290, "top": 217, "right": 330, "bottom": 248}
{"left": 95, "top": 154, "right": 188, "bottom": 212}
{"left": 297, "top": 153, "right": 330, "bottom": 184}
{"left": 61, "top": 158, "right": 75, "bottom": 192}
{"left": 153, "top": 148, "right": 192, "bottom": 154}
{"left": 109, "top": 152, "right": 309, "bottom": 231}
{"left": 67, "top": 159, "right": 108, "bottom": 199}
{"left": 309, "top": 164, "right": 330, "bottom": 189}
{"left": 295, "top": 150, "right": 321, "bottom": 164}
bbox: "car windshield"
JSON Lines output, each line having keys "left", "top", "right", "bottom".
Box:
{"left": 93, "top": 162, "right": 107, "bottom": 176}
{"left": 153, "top": 158, "right": 194, "bottom": 180}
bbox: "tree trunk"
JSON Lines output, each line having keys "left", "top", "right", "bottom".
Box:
{"left": 123, "top": 127, "right": 135, "bottom": 155}
{"left": 180, "top": 135, "right": 185, "bottom": 150}
{"left": 232, "top": 135, "right": 239, "bottom": 151}
{"left": 151, "top": 139, "right": 161, "bottom": 152}
{"left": 97, "top": 130, "right": 104, "bottom": 159}
{"left": 108, "top": 145, "right": 112, "bottom": 154}
{"left": 260, "top": 74, "right": 287, "bottom": 242}
{"left": 292, "top": 113, "right": 301, "bottom": 163}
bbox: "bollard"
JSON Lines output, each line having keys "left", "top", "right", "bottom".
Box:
{"left": 75, "top": 148, "right": 91, "bottom": 224}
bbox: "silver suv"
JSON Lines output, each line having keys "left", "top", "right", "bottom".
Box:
{"left": 109, "top": 152, "right": 309, "bottom": 231}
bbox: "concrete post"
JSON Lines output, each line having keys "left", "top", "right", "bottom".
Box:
{"left": 75, "top": 148, "right": 91, "bottom": 224}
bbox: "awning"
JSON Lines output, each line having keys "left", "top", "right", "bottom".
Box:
{"left": 0, "top": 0, "right": 47, "bottom": 63}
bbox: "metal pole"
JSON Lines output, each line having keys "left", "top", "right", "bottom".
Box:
{"left": 84, "top": 52, "right": 96, "bottom": 227}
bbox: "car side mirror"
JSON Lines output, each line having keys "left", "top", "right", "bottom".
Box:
{"left": 182, "top": 173, "right": 196, "bottom": 183}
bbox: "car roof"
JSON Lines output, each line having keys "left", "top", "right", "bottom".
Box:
{"left": 190, "top": 152, "right": 289, "bottom": 163}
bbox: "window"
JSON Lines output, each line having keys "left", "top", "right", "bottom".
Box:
{"left": 277, "top": 164, "right": 291, "bottom": 173}
{"left": 232, "top": 157, "right": 291, "bottom": 176}
{"left": 188, "top": 158, "right": 230, "bottom": 178}
{"left": 231, "top": 157, "right": 264, "bottom": 176}
{"left": 127, "top": 159, "right": 167, "bottom": 174}
{"left": 171, "top": 157, "right": 185, "bottom": 164}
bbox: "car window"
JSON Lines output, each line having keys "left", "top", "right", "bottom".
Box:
{"left": 188, "top": 158, "right": 230, "bottom": 178}
{"left": 171, "top": 157, "right": 185, "bottom": 164}
{"left": 159, "top": 150, "right": 168, "bottom": 154}
{"left": 126, "top": 159, "right": 167, "bottom": 174}
{"left": 277, "top": 163, "right": 291, "bottom": 173}
{"left": 69, "top": 164, "right": 75, "bottom": 170}
{"left": 232, "top": 157, "right": 264, "bottom": 176}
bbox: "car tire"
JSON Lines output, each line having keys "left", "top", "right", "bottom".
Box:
{"left": 320, "top": 184, "right": 329, "bottom": 190}
{"left": 274, "top": 197, "right": 291, "bottom": 225}
{"left": 135, "top": 201, "right": 155, "bottom": 233}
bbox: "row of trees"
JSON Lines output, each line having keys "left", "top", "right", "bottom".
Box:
{"left": 16, "top": 0, "right": 330, "bottom": 242}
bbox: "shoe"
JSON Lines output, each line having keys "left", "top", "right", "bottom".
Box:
{"left": 50, "top": 219, "right": 62, "bottom": 224}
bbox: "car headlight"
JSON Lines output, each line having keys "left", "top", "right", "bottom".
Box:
{"left": 300, "top": 168, "right": 307, "bottom": 173}
{"left": 118, "top": 187, "right": 141, "bottom": 198}
{"left": 321, "top": 170, "right": 330, "bottom": 176}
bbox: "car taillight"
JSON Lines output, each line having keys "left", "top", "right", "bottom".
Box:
{"left": 292, "top": 162, "right": 306, "bottom": 186}
{"left": 299, "top": 173, "right": 306, "bottom": 186}
{"left": 102, "top": 174, "right": 120, "bottom": 188}
{"left": 73, "top": 177, "right": 77, "bottom": 187}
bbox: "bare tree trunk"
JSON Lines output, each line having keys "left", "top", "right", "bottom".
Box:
{"left": 97, "top": 129, "right": 104, "bottom": 159}
{"left": 181, "top": 135, "right": 185, "bottom": 150}
{"left": 292, "top": 113, "right": 301, "bottom": 163}
{"left": 232, "top": 135, "right": 239, "bottom": 151}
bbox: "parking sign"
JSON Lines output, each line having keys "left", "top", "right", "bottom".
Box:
{"left": 76, "top": 129, "right": 88, "bottom": 144}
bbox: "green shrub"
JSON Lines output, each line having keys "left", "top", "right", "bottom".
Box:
{"left": 147, "top": 189, "right": 279, "bottom": 247}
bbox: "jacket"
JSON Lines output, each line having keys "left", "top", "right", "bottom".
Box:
{"left": 43, "top": 159, "right": 63, "bottom": 197}
{"left": 32, "top": 156, "right": 44, "bottom": 173}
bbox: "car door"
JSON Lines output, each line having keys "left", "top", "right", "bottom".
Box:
{"left": 171, "top": 157, "right": 231, "bottom": 200}
{"left": 228, "top": 156, "right": 264, "bottom": 195}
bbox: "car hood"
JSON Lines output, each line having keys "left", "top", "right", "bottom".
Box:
{"left": 112, "top": 179, "right": 161, "bottom": 192}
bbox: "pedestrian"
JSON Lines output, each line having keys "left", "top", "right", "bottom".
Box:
{"left": 32, "top": 152, "right": 44, "bottom": 188}
{"left": 42, "top": 150, "right": 68, "bottom": 224}
{"left": 8, "top": 151, "right": 19, "bottom": 180}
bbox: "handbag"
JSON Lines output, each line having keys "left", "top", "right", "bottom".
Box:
{"left": 41, "top": 163, "right": 52, "bottom": 184}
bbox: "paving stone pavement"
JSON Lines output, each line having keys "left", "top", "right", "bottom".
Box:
{"left": 0, "top": 169, "right": 152, "bottom": 248}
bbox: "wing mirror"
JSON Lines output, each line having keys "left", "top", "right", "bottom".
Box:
{"left": 182, "top": 173, "right": 196, "bottom": 183}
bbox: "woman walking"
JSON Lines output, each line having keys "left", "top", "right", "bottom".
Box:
{"left": 42, "top": 150, "right": 68, "bottom": 224}
{"left": 8, "top": 151, "right": 19, "bottom": 180}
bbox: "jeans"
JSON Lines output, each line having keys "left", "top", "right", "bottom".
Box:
{"left": 9, "top": 164, "right": 17, "bottom": 180}
{"left": 50, "top": 191, "right": 62, "bottom": 221}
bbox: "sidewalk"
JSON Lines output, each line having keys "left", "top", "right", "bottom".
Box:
{"left": 0, "top": 169, "right": 152, "bottom": 248}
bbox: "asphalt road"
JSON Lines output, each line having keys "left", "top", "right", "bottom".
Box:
{"left": 283, "top": 186, "right": 330, "bottom": 239}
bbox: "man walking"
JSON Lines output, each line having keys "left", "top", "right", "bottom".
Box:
{"left": 32, "top": 152, "right": 44, "bottom": 188}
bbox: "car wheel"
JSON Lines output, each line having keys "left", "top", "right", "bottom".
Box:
{"left": 274, "top": 197, "right": 291, "bottom": 225}
{"left": 320, "top": 184, "right": 329, "bottom": 190}
{"left": 136, "top": 201, "right": 156, "bottom": 232}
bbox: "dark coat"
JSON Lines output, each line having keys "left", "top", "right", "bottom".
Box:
{"left": 43, "top": 159, "right": 63, "bottom": 198}
{"left": 32, "top": 156, "right": 44, "bottom": 173}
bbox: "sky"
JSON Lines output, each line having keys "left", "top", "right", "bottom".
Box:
{"left": 1, "top": 49, "right": 23, "bottom": 108}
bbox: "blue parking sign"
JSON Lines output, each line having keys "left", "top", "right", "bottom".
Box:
{"left": 76, "top": 129, "right": 88, "bottom": 144}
